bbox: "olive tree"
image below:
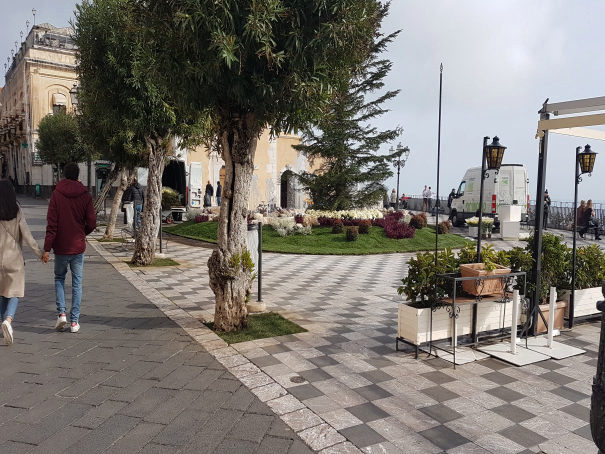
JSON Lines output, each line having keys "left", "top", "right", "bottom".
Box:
{"left": 73, "top": 0, "right": 199, "bottom": 263}
{"left": 148, "top": 0, "right": 388, "bottom": 331}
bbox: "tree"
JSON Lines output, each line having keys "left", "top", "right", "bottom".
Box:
{"left": 148, "top": 0, "right": 387, "bottom": 331}
{"left": 294, "top": 15, "right": 403, "bottom": 210}
{"left": 73, "top": 0, "right": 199, "bottom": 262}
{"left": 36, "top": 110, "right": 87, "bottom": 167}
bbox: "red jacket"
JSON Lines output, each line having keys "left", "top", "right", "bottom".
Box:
{"left": 44, "top": 179, "right": 96, "bottom": 255}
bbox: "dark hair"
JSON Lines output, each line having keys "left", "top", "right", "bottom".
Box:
{"left": 0, "top": 179, "right": 19, "bottom": 220}
{"left": 63, "top": 162, "right": 80, "bottom": 181}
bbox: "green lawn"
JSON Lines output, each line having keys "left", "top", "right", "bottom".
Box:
{"left": 164, "top": 220, "right": 470, "bottom": 254}
{"left": 205, "top": 312, "right": 307, "bottom": 344}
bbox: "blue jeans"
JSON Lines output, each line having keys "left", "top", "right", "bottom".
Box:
{"left": 134, "top": 204, "right": 142, "bottom": 229}
{"left": 1, "top": 296, "right": 19, "bottom": 321}
{"left": 54, "top": 252, "right": 85, "bottom": 323}
{"left": 217, "top": 197, "right": 221, "bottom": 206}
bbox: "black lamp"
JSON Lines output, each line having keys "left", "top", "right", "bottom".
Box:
{"left": 477, "top": 136, "right": 506, "bottom": 262}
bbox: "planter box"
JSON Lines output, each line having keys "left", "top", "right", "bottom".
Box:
{"left": 468, "top": 226, "right": 478, "bottom": 237}
{"left": 562, "top": 287, "right": 603, "bottom": 318}
{"left": 459, "top": 263, "right": 511, "bottom": 296}
{"left": 398, "top": 302, "right": 472, "bottom": 346}
{"left": 536, "top": 301, "right": 567, "bottom": 333}
{"left": 398, "top": 299, "right": 522, "bottom": 346}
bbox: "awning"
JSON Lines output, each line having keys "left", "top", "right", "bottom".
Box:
{"left": 52, "top": 93, "right": 67, "bottom": 106}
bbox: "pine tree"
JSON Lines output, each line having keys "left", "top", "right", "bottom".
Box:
{"left": 295, "top": 5, "right": 403, "bottom": 210}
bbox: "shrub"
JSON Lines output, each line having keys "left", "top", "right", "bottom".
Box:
{"left": 346, "top": 226, "right": 359, "bottom": 241}
{"left": 332, "top": 219, "right": 344, "bottom": 234}
{"left": 409, "top": 213, "right": 428, "bottom": 229}
{"left": 294, "top": 213, "right": 304, "bottom": 224}
{"left": 437, "top": 221, "right": 451, "bottom": 234}
{"left": 358, "top": 219, "right": 371, "bottom": 234}
{"left": 195, "top": 214, "right": 210, "bottom": 223}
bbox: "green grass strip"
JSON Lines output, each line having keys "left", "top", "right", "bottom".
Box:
{"left": 205, "top": 311, "right": 307, "bottom": 344}
{"left": 164, "top": 220, "right": 470, "bottom": 254}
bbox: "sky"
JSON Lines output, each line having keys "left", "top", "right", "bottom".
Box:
{"left": 2, "top": 1, "right": 605, "bottom": 205}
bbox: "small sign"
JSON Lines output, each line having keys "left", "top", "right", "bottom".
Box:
{"left": 22, "top": 141, "right": 28, "bottom": 148}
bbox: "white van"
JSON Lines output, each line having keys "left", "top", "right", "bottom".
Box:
{"left": 449, "top": 164, "right": 529, "bottom": 227}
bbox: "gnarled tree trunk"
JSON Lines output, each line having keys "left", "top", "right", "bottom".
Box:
{"left": 131, "top": 132, "right": 167, "bottom": 266}
{"left": 102, "top": 168, "right": 134, "bottom": 240}
{"left": 209, "top": 114, "right": 258, "bottom": 332}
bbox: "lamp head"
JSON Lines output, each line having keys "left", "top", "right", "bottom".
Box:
{"left": 578, "top": 144, "right": 597, "bottom": 174}
{"left": 485, "top": 136, "right": 506, "bottom": 170}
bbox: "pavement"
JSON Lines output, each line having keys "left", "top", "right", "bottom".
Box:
{"left": 1, "top": 197, "right": 603, "bottom": 453}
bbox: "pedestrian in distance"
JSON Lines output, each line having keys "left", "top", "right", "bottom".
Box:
{"left": 0, "top": 179, "right": 47, "bottom": 345}
{"left": 422, "top": 185, "right": 429, "bottom": 212}
{"left": 427, "top": 186, "right": 434, "bottom": 214}
{"left": 124, "top": 177, "right": 144, "bottom": 230}
{"left": 543, "top": 189, "right": 551, "bottom": 229}
{"left": 580, "top": 199, "right": 602, "bottom": 240}
{"left": 390, "top": 189, "right": 397, "bottom": 208}
{"left": 204, "top": 180, "right": 213, "bottom": 207}
{"left": 216, "top": 180, "right": 222, "bottom": 206}
{"left": 43, "top": 163, "right": 96, "bottom": 334}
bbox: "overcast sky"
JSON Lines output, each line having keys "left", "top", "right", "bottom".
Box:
{"left": 3, "top": 1, "right": 605, "bottom": 204}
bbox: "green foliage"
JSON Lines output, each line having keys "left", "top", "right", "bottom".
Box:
{"left": 525, "top": 232, "right": 569, "bottom": 303}
{"left": 568, "top": 244, "right": 605, "bottom": 290}
{"left": 161, "top": 187, "right": 181, "bottom": 210}
{"left": 36, "top": 111, "right": 87, "bottom": 165}
{"left": 398, "top": 248, "right": 458, "bottom": 304}
{"left": 346, "top": 226, "right": 359, "bottom": 241}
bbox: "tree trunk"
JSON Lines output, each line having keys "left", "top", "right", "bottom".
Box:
{"left": 209, "top": 114, "right": 258, "bottom": 332}
{"left": 131, "top": 133, "right": 166, "bottom": 266}
{"left": 93, "top": 163, "right": 121, "bottom": 213}
{"left": 102, "top": 168, "right": 134, "bottom": 240}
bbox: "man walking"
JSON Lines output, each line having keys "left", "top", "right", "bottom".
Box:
{"left": 42, "top": 163, "right": 96, "bottom": 333}
{"left": 422, "top": 185, "right": 429, "bottom": 212}
{"left": 216, "top": 180, "right": 222, "bottom": 206}
{"left": 124, "top": 177, "right": 144, "bottom": 229}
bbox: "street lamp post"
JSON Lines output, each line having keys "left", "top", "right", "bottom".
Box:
{"left": 570, "top": 144, "right": 597, "bottom": 329}
{"left": 391, "top": 143, "right": 410, "bottom": 211}
{"left": 476, "top": 136, "right": 506, "bottom": 262}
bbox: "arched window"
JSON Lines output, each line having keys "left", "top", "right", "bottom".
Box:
{"left": 52, "top": 93, "right": 67, "bottom": 114}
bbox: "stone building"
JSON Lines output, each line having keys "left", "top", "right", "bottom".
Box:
{"left": 1, "top": 22, "right": 315, "bottom": 210}
{"left": 0, "top": 23, "right": 78, "bottom": 195}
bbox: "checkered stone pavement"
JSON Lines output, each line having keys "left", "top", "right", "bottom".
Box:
{"left": 91, "top": 230, "right": 602, "bottom": 454}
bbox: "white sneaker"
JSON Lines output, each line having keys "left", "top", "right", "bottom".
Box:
{"left": 55, "top": 314, "right": 67, "bottom": 331}
{"left": 2, "top": 320, "right": 13, "bottom": 345}
{"left": 70, "top": 322, "right": 80, "bottom": 333}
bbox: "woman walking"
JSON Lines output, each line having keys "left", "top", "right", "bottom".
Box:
{"left": 0, "top": 179, "right": 46, "bottom": 345}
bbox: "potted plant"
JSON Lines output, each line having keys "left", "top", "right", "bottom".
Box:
{"left": 465, "top": 216, "right": 494, "bottom": 238}
{"left": 397, "top": 244, "right": 519, "bottom": 346}
{"left": 561, "top": 243, "right": 605, "bottom": 318}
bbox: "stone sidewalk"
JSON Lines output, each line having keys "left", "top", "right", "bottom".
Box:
{"left": 5, "top": 195, "right": 602, "bottom": 453}
{"left": 0, "top": 197, "right": 312, "bottom": 454}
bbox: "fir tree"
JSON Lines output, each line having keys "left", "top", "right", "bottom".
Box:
{"left": 295, "top": 4, "right": 404, "bottom": 210}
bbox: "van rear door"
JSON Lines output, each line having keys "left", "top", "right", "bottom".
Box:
{"left": 188, "top": 162, "right": 203, "bottom": 208}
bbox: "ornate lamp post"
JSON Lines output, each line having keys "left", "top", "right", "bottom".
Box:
{"left": 476, "top": 136, "right": 506, "bottom": 261}
{"left": 391, "top": 143, "right": 410, "bottom": 211}
{"left": 69, "top": 83, "right": 81, "bottom": 113}
{"left": 570, "top": 144, "right": 597, "bottom": 328}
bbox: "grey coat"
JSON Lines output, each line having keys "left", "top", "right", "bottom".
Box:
{"left": 0, "top": 208, "right": 43, "bottom": 298}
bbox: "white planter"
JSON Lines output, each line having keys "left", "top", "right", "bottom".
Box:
{"left": 468, "top": 226, "right": 478, "bottom": 237}
{"left": 398, "top": 299, "right": 522, "bottom": 346}
{"left": 397, "top": 302, "right": 472, "bottom": 345}
{"left": 563, "top": 287, "right": 603, "bottom": 318}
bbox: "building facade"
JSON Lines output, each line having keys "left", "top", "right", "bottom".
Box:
{"left": 0, "top": 23, "right": 78, "bottom": 195}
